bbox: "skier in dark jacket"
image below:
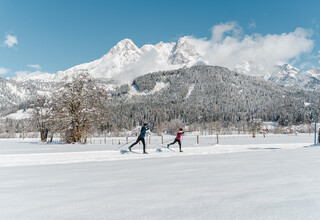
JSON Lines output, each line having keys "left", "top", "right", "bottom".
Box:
{"left": 129, "top": 123, "right": 149, "bottom": 154}
{"left": 167, "top": 128, "right": 184, "bottom": 152}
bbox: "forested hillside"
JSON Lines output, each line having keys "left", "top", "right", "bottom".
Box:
{"left": 107, "top": 66, "right": 320, "bottom": 132}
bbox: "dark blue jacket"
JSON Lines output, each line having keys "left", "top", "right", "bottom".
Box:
{"left": 139, "top": 125, "right": 148, "bottom": 138}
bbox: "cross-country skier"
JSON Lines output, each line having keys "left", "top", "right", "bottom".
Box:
{"left": 129, "top": 123, "right": 149, "bottom": 154}
{"left": 167, "top": 128, "right": 184, "bottom": 152}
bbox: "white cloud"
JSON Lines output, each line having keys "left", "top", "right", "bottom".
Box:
{"left": 13, "top": 70, "right": 54, "bottom": 81}
{"left": 15, "top": 70, "right": 47, "bottom": 77}
{"left": 299, "top": 62, "right": 314, "bottom": 70}
{"left": 0, "top": 67, "right": 9, "bottom": 75}
{"left": 3, "top": 34, "right": 18, "bottom": 48}
{"left": 249, "top": 21, "right": 256, "bottom": 29}
{"left": 114, "top": 48, "right": 171, "bottom": 83}
{"left": 188, "top": 22, "right": 314, "bottom": 75}
{"left": 211, "top": 21, "right": 242, "bottom": 42}
{"left": 27, "top": 64, "right": 42, "bottom": 70}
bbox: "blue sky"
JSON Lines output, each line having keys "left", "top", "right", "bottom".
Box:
{"left": 0, "top": 0, "right": 319, "bottom": 77}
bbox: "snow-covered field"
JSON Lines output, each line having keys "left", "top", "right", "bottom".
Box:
{"left": 1, "top": 134, "right": 320, "bottom": 219}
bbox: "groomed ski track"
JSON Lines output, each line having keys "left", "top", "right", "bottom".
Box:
{"left": 0, "top": 141, "right": 311, "bottom": 167}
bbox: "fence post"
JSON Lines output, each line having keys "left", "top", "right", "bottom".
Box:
{"left": 112, "top": 139, "right": 113, "bottom": 145}
{"left": 104, "top": 137, "right": 106, "bottom": 144}
{"left": 161, "top": 135, "right": 163, "bottom": 144}
{"left": 197, "top": 135, "right": 199, "bottom": 145}
{"left": 314, "top": 121, "right": 318, "bottom": 145}
{"left": 126, "top": 136, "right": 128, "bottom": 144}
{"left": 216, "top": 134, "right": 219, "bottom": 144}
{"left": 119, "top": 139, "right": 120, "bottom": 145}
{"left": 149, "top": 136, "right": 151, "bottom": 144}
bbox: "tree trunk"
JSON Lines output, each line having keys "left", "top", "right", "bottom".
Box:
{"left": 40, "top": 128, "right": 48, "bottom": 142}
{"left": 50, "top": 133, "right": 54, "bottom": 142}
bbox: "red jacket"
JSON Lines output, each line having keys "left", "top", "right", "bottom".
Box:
{"left": 176, "top": 131, "right": 184, "bottom": 140}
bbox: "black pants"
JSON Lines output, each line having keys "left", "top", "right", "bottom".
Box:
{"left": 130, "top": 136, "right": 146, "bottom": 152}
{"left": 168, "top": 138, "right": 181, "bottom": 151}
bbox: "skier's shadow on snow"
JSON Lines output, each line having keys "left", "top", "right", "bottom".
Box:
{"left": 248, "top": 147, "right": 282, "bottom": 150}
{"left": 19, "top": 141, "right": 66, "bottom": 145}
{"left": 304, "top": 144, "right": 320, "bottom": 148}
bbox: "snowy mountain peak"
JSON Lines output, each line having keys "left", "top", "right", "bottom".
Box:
{"left": 140, "top": 44, "right": 155, "bottom": 53}
{"left": 155, "top": 41, "right": 165, "bottom": 47}
{"left": 279, "top": 64, "right": 299, "bottom": 75}
{"left": 176, "top": 36, "right": 191, "bottom": 44}
{"left": 53, "top": 37, "right": 206, "bottom": 81}
{"left": 170, "top": 37, "right": 202, "bottom": 65}
{"left": 311, "top": 68, "right": 320, "bottom": 75}
{"left": 107, "top": 38, "right": 140, "bottom": 56}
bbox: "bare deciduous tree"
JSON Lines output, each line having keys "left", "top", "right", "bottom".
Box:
{"left": 31, "top": 95, "right": 53, "bottom": 142}
{"left": 51, "top": 71, "right": 108, "bottom": 143}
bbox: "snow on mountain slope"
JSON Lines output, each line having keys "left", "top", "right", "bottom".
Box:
{"left": 128, "top": 81, "right": 169, "bottom": 97}
{"left": 4, "top": 109, "right": 33, "bottom": 120}
{"left": 169, "top": 37, "right": 202, "bottom": 65}
{"left": 52, "top": 37, "right": 203, "bottom": 82}
{"left": 234, "top": 63, "right": 320, "bottom": 90}
{"left": 268, "top": 64, "right": 320, "bottom": 90}
{"left": 185, "top": 84, "right": 195, "bottom": 99}
{"left": 14, "top": 72, "right": 55, "bottom": 83}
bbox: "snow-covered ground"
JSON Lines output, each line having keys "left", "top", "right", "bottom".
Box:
{"left": 4, "top": 108, "right": 33, "bottom": 120}
{"left": 1, "top": 134, "right": 320, "bottom": 219}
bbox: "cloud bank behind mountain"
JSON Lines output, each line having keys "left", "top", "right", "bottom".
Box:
{"left": 188, "top": 22, "right": 314, "bottom": 76}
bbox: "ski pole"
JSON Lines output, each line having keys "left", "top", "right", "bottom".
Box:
{"left": 159, "top": 138, "right": 173, "bottom": 147}
{"left": 117, "top": 138, "right": 135, "bottom": 149}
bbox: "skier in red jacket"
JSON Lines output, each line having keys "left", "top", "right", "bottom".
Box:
{"left": 167, "top": 128, "right": 184, "bottom": 152}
